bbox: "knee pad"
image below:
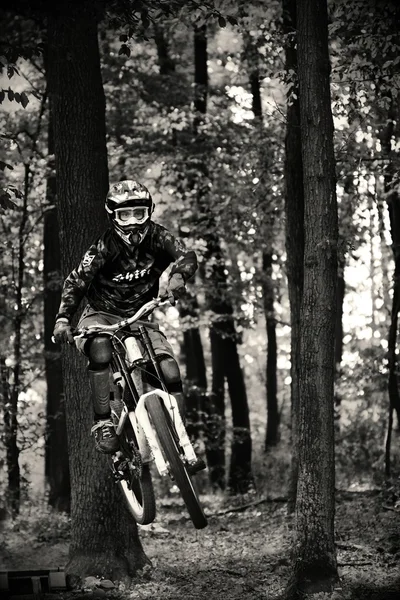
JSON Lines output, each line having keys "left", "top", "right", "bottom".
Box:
{"left": 87, "top": 336, "right": 112, "bottom": 369}
{"left": 159, "top": 356, "right": 181, "bottom": 387}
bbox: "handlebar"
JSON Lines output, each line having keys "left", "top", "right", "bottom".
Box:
{"left": 52, "top": 292, "right": 175, "bottom": 343}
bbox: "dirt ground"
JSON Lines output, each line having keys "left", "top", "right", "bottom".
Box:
{"left": 1, "top": 489, "right": 400, "bottom": 600}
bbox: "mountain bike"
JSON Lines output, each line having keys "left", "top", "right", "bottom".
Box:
{"left": 72, "top": 294, "right": 208, "bottom": 530}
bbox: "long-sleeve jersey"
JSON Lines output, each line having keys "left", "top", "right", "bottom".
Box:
{"left": 56, "top": 221, "right": 198, "bottom": 321}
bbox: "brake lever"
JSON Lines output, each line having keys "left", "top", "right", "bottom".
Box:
{"left": 168, "top": 291, "right": 176, "bottom": 306}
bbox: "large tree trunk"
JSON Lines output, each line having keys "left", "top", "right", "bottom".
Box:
{"left": 286, "top": 0, "right": 339, "bottom": 595}
{"left": 46, "top": 1, "right": 148, "bottom": 584}
{"left": 194, "top": 25, "right": 253, "bottom": 493}
{"left": 282, "top": 0, "right": 304, "bottom": 515}
{"left": 44, "top": 109, "right": 71, "bottom": 513}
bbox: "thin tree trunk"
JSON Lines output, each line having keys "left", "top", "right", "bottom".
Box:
{"left": 286, "top": 0, "right": 339, "bottom": 595}
{"left": 1, "top": 356, "right": 19, "bottom": 518}
{"left": 380, "top": 99, "right": 400, "bottom": 467}
{"left": 194, "top": 25, "right": 253, "bottom": 493}
{"left": 153, "top": 24, "right": 209, "bottom": 441}
{"left": 154, "top": 23, "right": 176, "bottom": 75}
{"left": 5, "top": 163, "right": 30, "bottom": 516}
{"left": 263, "top": 253, "right": 279, "bottom": 447}
{"left": 282, "top": 0, "right": 304, "bottom": 515}
{"left": 245, "top": 31, "right": 279, "bottom": 449}
{"left": 43, "top": 111, "right": 70, "bottom": 513}
{"left": 46, "top": 1, "right": 148, "bottom": 583}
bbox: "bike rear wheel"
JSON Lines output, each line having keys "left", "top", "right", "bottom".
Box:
{"left": 145, "top": 393, "right": 207, "bottom": 530}
{"left": 118, "top": 463, "right": 155, "bottom": 525}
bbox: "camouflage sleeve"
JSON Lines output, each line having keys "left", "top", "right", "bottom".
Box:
{"left": 156, "top": 225, "right": 198, "bottom": 282}
{"left": 55, "top": 237, "right": 107, "bottom": 321}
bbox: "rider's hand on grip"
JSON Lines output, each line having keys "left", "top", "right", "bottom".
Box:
{"left": 53, "top": 318, "right": 74, "bottom": 344}
{"left": 167, "top": 273, "right": 186, "bottom": 301}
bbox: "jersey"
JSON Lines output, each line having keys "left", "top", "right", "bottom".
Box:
{"left": 56, "top": 221, "right": 197, "bottom": 321}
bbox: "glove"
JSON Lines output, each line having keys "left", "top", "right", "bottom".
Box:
{"left": 167, "top": 273, "right": 186, "bottom": 299}
{"left": 53, "top": 318, "right": 74, "bottom": 344}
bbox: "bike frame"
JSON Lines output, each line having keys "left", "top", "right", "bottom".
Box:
{"left": 74, "top": 296, "right": 198, "bottom": 476}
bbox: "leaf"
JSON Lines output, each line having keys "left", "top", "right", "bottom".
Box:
{"left": 0, "top": 90, "right": 5, "bottom": 103}
{"left": 0, "top": 161, "right": 13, "bottom": 171}
{"left": 119, "top": 33, "right": 128, "bottom": 42}
{"left": 14, "top": 92, "right": 21, "bottom": 103}
{"left": 218, "top": 15, "right": 226, "bottom": 28}
{"left": 227, "top": 16, "right": 238, "bottom": 26}
{"left": 20, "top": 92, "right": 29, "bottom": 108}
{"left": 0, "top": 191, "right": 17, "bottom": 210}
{"left": 118, "top": 44, "right": 131, "bottom": 57}
{"left": 7, "top": 88, "right": 14, "bottom": 101}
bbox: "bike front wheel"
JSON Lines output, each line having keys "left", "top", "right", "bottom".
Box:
{"left": 145, "top": 393, "right": 208, "bottom": 530}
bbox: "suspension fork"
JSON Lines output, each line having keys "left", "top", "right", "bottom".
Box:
{"left": 111, "top": 350, "right": 140, "bottom": 407}
{"left": 139, "top": 325, "right": 168, "bottom": 393}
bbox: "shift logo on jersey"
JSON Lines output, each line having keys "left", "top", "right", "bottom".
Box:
{"left": 82, "top": 252, "right": 96, "bottom": 268}
{"left": 112, "top": 267, "right": 151, "bottom": 282}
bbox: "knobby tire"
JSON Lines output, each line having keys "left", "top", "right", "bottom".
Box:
{"left": 112, "top": 396, "right": 156, "bottom": 525}
{"left": 145, "top": 394, "right": 208, "bottom": 530}
{"left": 118, "top": 463, "right": 155, "bottom": 525}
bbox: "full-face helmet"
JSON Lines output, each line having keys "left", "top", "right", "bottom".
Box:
{"left": 105, "top": 180, "right": 154, "bottom": 246}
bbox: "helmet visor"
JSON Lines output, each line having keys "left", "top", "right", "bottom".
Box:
{"left": 114, "top": 206, "right": 150, "bottom": 226}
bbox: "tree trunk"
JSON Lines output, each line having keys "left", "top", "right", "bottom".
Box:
{"left": 5, "top": 162, "right": 31, "bottom": 517}
{"left": 282, "top": 0, "right": 304, "bottom": 515}
{"left": 46, "top": 1, "right": 148, "bottom": 584}
{"left": 153, "top": 24, "right": 209, "bottom": 442}
{"left": 380, "top": 98, "right": 400, "bottom": 466}
{"left": 244, "top": 30, "right": 279, "bottom": 449}
{"left": 44, "top": 106, "right": 71, "bottom": 513}
{"left": 1, "top": 357, "right": 20, "bottom": 518}
{"left": 194, "top": 25, "right": 253, "bottom": 493}
{"left": 286, "top": 0, "right": 339, "bottom": 595}
{"left": 263, "top": 253, "right": 279, "bottom": 448}
{"left": 180, "top": 297, "right": 208, "bottom": 441}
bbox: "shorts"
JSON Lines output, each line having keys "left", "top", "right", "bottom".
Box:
{"left": 75, "top": 304, "right": 175, "bottom": 361}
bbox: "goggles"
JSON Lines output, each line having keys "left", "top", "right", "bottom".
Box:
{"left": 113, "top": 206, "right": 150, "bottom": 226}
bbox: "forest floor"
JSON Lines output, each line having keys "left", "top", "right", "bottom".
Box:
{"left": 1, "top": 488, "right": 400, "bottom": 600}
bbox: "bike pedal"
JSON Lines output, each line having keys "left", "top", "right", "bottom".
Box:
{"left": 187, "top": 458, "right": 207, "bottom": 476}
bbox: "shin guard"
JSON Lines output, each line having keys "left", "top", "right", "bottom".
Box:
{"left": 89, "top": 368, "right": 111, "bottom": 416}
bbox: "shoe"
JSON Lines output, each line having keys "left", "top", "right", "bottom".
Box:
{"left": 91, "top": 419, "right": 119, "bottom": 454}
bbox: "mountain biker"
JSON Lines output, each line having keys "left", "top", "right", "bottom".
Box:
{"left": 52, "top": 180, "right": 197, "bottom": 454}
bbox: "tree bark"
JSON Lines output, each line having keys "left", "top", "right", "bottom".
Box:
{"left": 46, "top": 1, "right": 148, "bottom": 584}
{"left": 43, "top": 105, "right": 71, "bottom": 513}
{"left": 282, "top": 0, "right": 304, "bottom": 515}
{"left": 286, "top": 0, "right": 339, "bottom": 595}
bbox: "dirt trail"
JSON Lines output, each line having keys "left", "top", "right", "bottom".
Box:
{"left": 1, "top": 492, "right": 399, "bottom": 600}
